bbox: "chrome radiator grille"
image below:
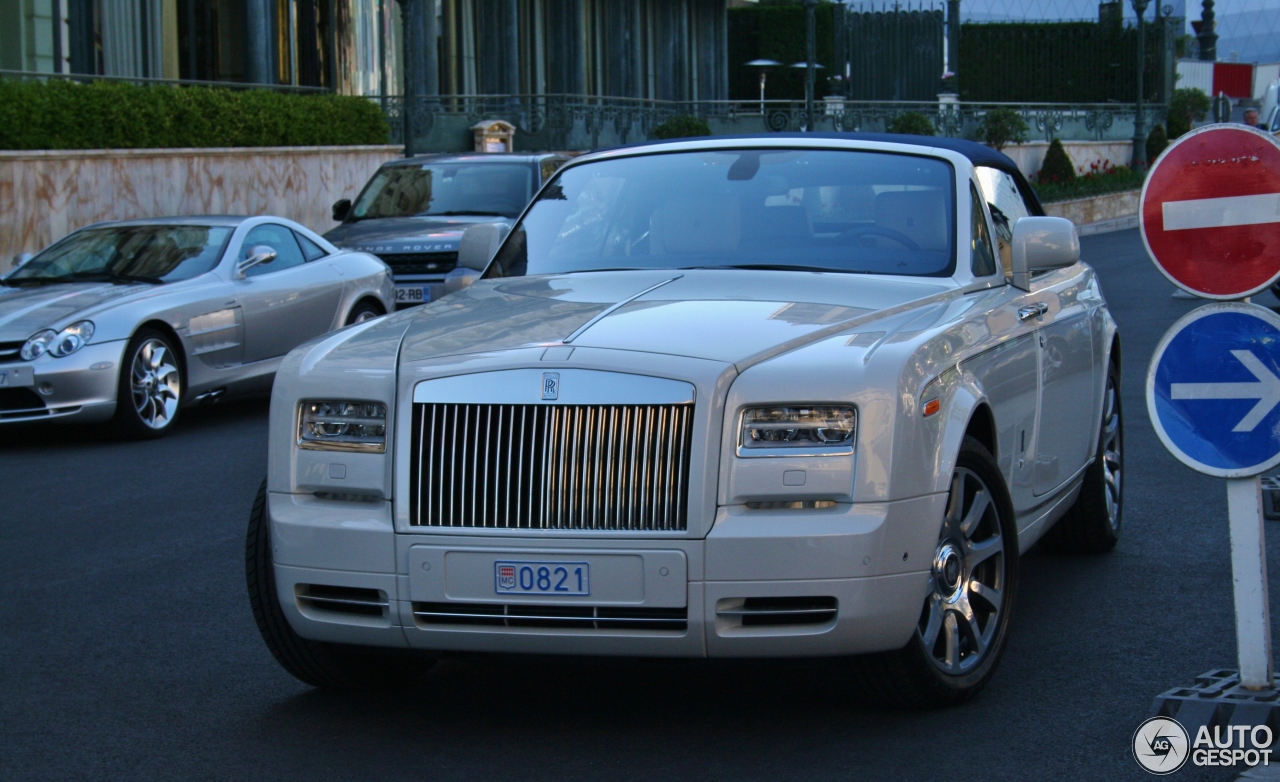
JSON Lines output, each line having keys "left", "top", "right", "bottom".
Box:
{"left": 409, "top": 403, "right": 693, "bottom": 530}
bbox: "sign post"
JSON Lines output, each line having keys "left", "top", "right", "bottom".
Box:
{"left": 1142, "top": 125, "right": 1280, "bottom": 710}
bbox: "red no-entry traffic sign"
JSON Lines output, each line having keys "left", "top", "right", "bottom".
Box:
{"left": 1141, "top": 125, "right": 1280, "bottom": 299}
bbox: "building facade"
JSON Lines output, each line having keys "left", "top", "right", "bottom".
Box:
{"left": 2, "top": 0, "right": 727, "bottom": 102}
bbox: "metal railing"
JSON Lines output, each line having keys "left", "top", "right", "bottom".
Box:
{"left": 375, "top": 93, "right": 1164, "bottom": 152}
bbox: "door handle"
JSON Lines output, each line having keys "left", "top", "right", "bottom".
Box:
{"left": 1018, "top": 303, "right": 1048, "bottom": 321}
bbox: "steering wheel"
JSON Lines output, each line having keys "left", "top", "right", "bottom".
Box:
{"left": 835, "top": 225, "right": 921, "bottom": 251}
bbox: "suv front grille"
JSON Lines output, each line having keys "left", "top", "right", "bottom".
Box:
{"left": 375, "top": 251, "right": 457, "bottom": 276}
{"left": 409, "top": 403, "right": 693, "bottom": 531}
{"left": 413, "top": 601, "right": 687, "bottom": 631}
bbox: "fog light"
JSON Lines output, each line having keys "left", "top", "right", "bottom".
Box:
{"left": 37, "top": 383, "right": 54, "bottom": 396}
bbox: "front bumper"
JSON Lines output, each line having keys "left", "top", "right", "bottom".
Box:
{"left": 269, "top": 491, "right": 944, "bottom": 658}
{"left": 0, "top": 340, "right": 125, "bottom": 423}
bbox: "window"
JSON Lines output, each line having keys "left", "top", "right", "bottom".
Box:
{"left": 351, "top": 163, "right": 534, "bottom": 219}
{"left": 294, "top": 231, "right": 328, "bottom": 262}
{"left": 490, "top": 149, "right": 958, "bottom": 279}
{"left": 970, "top": 185, "right": 998, "bottom": 278}
{"left": 975, "top": 166, "right": 1032, "bottom": 277}
{"left": 9, "top": 225, "right": 232, "bottom": 284}
{"left": 242, "top": 224, "right": 306, "bottom": 277}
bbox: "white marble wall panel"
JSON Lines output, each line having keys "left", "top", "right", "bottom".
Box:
{"left": 0, "top": 145, "right": 402, "bottom": 265}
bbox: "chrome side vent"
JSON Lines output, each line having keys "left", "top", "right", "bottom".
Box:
{"left": 409, "top": 403, "right": 694, "bottom": 531}
{"left": 296, "top": 584, "right": 388, "bottom": 617}
{"left": 413, "top": 602, "right": 687, "bottom": 632}
{"left": 716, "top": 597, "right": 838, "bottom": 627}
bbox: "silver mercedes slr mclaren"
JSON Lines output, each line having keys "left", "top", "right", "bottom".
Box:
{"left": 0, "top": 216, "right": 393, "bottom": 437}
{"left": 249, "top": 135, "right": 1122, "bottom": 707}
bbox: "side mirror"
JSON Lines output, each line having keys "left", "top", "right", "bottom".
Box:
{"left": 237, "top": 245, "right": 278, "bottom": 277}
{"left": 332, "top": 198, "right": 352, "bottom": 222}
{"left": 456, "top": 222, "right": 510, "bottom": 273}
{"left": 1011, "top": 216, "right": 1079, "bottom": 290}
{"left": 11, "top": 252, "right": 33, "bottom": 270}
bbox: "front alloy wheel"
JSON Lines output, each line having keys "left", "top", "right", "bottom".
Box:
{"left": 113, "top": 328, "right": 183, "bottom": 439}
{"left": 851, "top": 436, "right": 1018, "bottom": 708}
{"left": 919, "top": 467, "right": 1007, "bottom": 675}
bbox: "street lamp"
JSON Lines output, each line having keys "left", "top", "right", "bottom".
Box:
{"left": 1132, "top": 0, "right": 1150, "bottom": 170}
{"left": 744, "top": 59, "right": 781, "bottom": 115}
{"left": 804, "top": 0, "right": 817, "bottom": 132}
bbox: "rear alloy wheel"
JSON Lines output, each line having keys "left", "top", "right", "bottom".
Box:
{"left": 245, "top": 479, "right": 436, "bottom": 690}
{"left": 344, "top": 300, "right": 384, "bottom": 326}
{"left": 113, "top": 329, "right": 183, "bottom": 439}
{"left": 1044, "top": 363, "right": 1122, "bottom": 553}
{"left": 851, "top": 437, "right": 1018, "bottom": 708}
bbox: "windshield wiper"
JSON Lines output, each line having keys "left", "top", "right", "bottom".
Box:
{"left": 678, "top": 264, "right": 856, "bottom": 274}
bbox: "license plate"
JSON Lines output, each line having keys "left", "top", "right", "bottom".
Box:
{"left": 495, "top": 561, "right": 590, "bottom": 596}
{"left": 395, "top": 285, "right": 429, "bottom": 304}
{"left": 0, "top": 366, "right": 33, "bottom": 388}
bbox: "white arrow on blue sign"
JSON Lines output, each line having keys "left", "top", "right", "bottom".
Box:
{"left": 1147, "top": 302, "right": 1280, "bottom": 478}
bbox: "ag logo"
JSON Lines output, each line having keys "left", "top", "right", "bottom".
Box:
{"left": 1133, "top": 717, "right": 1190, "bottom": 774}
{"left": 541, "top": 372, "right": 560, "bottom": 401}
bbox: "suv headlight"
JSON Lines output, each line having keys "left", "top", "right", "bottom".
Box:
{"left": 21, "top": 321, "right": 94, "bottom": 360}
{"left": 298, "top": 401, "right": 387, "bottom": 453}
{"left": 739, "top": 405, "right": 856, "bottom": 455}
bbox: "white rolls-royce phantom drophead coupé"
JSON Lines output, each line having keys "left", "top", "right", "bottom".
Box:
{"left": 246, "top": 133, "right": 1121, "bottom": 707}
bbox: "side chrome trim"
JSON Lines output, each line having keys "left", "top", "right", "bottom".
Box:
{"left": 561, "top": 274, "right": 683, "bottom": 344}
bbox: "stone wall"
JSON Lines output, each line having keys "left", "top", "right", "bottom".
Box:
{"left": 0, "top": 145, "right": 402, "bottom": 265}
{"left": 1001, "top": 140, "right": 1135, "bottom": 179}
{"left": 1043, "top": 189, "right": 1141, "bottom": 232}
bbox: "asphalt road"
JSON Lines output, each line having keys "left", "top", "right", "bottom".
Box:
{"left": 0, "top": 227, "right": 1271, "bottom": 781}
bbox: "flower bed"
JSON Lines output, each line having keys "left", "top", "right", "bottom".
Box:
{"left": 1032, "top": 158, "right": 1146, "bottom": 204}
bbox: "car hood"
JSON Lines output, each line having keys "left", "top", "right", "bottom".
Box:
{"left": 0, "top": 282, "right": 150, "bottom": 342}
{"left": 325, "top": 215, "right": 515, "bottom": 254}
{"left": 398, "top": 269, "right": 956, "bottom": 367}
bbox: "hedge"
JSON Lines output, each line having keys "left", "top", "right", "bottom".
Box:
{"left": 727, "top": 2, "right": 836, "bottom": 101}
{"left": 0, "top": 79, "right": 390, "bottom": 150}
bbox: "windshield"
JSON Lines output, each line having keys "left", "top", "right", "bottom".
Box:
{"left": 486, "top": 148, "right": 956, "bottom": 279}
{"left": 9, "top": 225, "right": 232, "bottom": 284}
{"left": 351, "top": 162, "right": 535, "bottom": 220}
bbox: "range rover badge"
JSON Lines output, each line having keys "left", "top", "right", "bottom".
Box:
{"left": 541, "top": 372, "right": 560, "bottom": 401}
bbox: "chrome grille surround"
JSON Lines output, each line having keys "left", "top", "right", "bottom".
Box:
{"left": 409, "top": 402, "right": 694, "bottom": 531}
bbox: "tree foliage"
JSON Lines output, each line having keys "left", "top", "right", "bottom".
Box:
{"left": 886, "top": 111, "right": 936, "bottom": 136}
{"left": 0, "top": 79, "right": 390, "bottom": 150}
{"left": 1038, "top": 139, "right": 1076, "bottom": 183}
{"left": 650, "top": 115, "right": 712, "bottom": 140}
{"left": 1145, "top": 123, "right": 1169, "bottom": 162}
{"left": 979, "top": 108, "right": 1029, "bottom": 151}
{"left": 1167, "top": 87, "right": 1210, "bottom": 139}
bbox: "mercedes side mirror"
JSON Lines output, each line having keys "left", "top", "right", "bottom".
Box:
{"left": 237, "top": 245, "right": 278, "bottom": 277}
{"left": 456, "top": 222, "right": 510, "bottom": 273}
{"left": 1010, "top": 216, "right": 1079, "bottom": 290}
{"left": 332, "top": 198, "right": 352, "bottom": 222}
{"left": 11, "top": 252, "right": 33, "bottom": 270}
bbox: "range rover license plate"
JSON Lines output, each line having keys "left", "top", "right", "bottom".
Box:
{"left": 495, "top": 561, "right": 590, "bottom": 596}
{"left": 395, "top": 285, "right": 428, "bottom": 304}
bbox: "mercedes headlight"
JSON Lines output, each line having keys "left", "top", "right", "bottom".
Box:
{"left": 739, "top": 405, "right": 856, "bottom": 455}
{"left": 298, "top": 401, "right": 387, "bottom": 452}
{"left": 21, "top": 321, "right": 94, "bottom": 360}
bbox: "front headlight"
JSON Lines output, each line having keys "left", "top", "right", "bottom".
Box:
{"left": 739, "top": 405, "right": 857, "bottom": 455}
{"left": 21, "top": 321, "right": 95, "bottom": 360}
{"left": 298, "top": 400, "right": 387, "bottom": 453}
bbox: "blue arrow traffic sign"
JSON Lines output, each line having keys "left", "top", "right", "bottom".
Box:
{"left": 1147, "top": 302, "right": 1280, "bottom": 478}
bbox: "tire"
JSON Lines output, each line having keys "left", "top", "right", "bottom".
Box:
{"left": 113, "top": 327, "right": 184, "bottom": 439}
{"left": 344, "top": 299, "right": 384, "bottom": 326}
{"left": 245, "top": 479, "right": 436, "bottom": 690}
{"left": 851, "top": 436, "right": 1019, "bottom": 708}
{"left": 1043, "top": 362, "right": 1123, "bottom": 554}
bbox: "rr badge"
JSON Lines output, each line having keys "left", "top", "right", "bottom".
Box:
{"left": 541, "top": 372, "right": 560, "bottom": 400}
